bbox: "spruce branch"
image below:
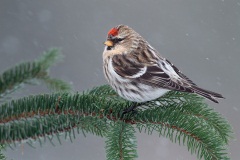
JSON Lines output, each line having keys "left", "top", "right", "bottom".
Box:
{"left": 40, "top": 77, "right": 72, "bottom": 92}
{"left": 0, "top": 145, "right": 6, "bottom": 160}
{"left": 149, "top": 91, "right": 232, "bottom": 144}
{"left": 0, "top": 48, "right": 71, "bottom": 100}
{"left": 0, "top": 48, "right": 72, "bottom": 160}
{"left": 36, "top": 48, "right": 64, "bottom": 71}
{"left": 105, "top": 121, "right": 137, "bottom": 160}
{"left": 0, "top": 85, "right": 232, "bottom": 160}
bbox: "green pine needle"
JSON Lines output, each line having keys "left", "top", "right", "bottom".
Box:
{"left": 37, "top": 48, "right": 64, "bottom": 71}
{"left": 0, "top": 48, "right": 71, "bottom": 99}
{"left": 0, "top": 85, "right": 232, "bottom": 160}
{"left": 0, "top": 145, "right": 6, "bottom": 160}
{"left": 40, "top": 77, "right": 72, "bottom": 92}
{"left": 105, "top": 122, "right": 138, "bottom": 160}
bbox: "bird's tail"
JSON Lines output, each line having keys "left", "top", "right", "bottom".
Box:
{"left": 192, "top": 86, "right": 224, "bottom": 103}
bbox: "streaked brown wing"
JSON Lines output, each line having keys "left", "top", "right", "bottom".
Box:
{"left": 112, "top": 54, "right": 193, "bottom": 93}
{"left": 112, "top": 54, "right": 145, "bottom": 77}
{"left": 136, "top": 66, "right": 193, "bottom": 92}
{"left": 165, "top": 59, "right": 197, "bottom": 86}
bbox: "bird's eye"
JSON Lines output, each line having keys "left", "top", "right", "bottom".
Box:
{"left": 106, "top": 37, "right": 124, "bottom": 50}
{"left": 112, "top": 37, "right": 124, "bottom": 44}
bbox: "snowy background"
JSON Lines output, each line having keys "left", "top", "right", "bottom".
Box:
{"left": 0, "top": 0, "right": 239, "bottom": 159}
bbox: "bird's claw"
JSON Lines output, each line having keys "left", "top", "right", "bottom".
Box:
{"left": 121, "top": 102, "right": 138, "bottom": 119}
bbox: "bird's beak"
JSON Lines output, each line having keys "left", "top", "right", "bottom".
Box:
{"left": 104, "top": 40, "right": 113, "bottom": 47}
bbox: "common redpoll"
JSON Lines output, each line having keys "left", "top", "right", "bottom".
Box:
{"left": 103, "top": 25, "right": 223, "bottom": 108}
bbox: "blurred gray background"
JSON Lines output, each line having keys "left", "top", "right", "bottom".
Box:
{"left": 0, "top": 0, "right": 239, "bottom": 159}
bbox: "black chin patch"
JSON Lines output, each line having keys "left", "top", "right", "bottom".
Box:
{"left": 107, "top": 46, "right": 112, "bottom": 50}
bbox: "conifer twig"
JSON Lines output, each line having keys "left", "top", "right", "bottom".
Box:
{"left": 0, "top": 85, "right": 232, "bottom": 160}
{"left": 0, "top": 48, "right": 71, "bottom": 100}
{"left": 0, "top": 48, "right": 72, "bottom": 160}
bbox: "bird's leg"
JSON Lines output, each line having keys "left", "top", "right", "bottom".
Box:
{"left": 121, "top": 102, "right": 139, "bottom": 117}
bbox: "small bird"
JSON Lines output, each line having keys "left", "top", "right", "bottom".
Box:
{"left": 103, "top": 25, "right": 223, "bottom": 112}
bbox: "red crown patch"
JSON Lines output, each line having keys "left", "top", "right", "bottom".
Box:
{"left": 108, "top": 28, "right": 118, "bottom": 36}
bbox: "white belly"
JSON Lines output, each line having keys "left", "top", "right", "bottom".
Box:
{"left": 115, "top": 83, "right": 169, "bottom": 102}
{"left": 104, "top": 58, "right": 169, "bottom": 102}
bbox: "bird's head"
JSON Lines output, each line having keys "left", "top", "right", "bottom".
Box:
{"left": 103, "top": 25, "right": 140, "bottom": 56}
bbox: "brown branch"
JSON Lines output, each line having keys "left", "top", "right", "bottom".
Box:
{"left": 0, "top": 109, "right": 201, "bottom": 145}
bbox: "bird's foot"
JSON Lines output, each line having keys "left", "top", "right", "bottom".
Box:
{"left": 121, "top": 102, "right": 139, "bottom": 119}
